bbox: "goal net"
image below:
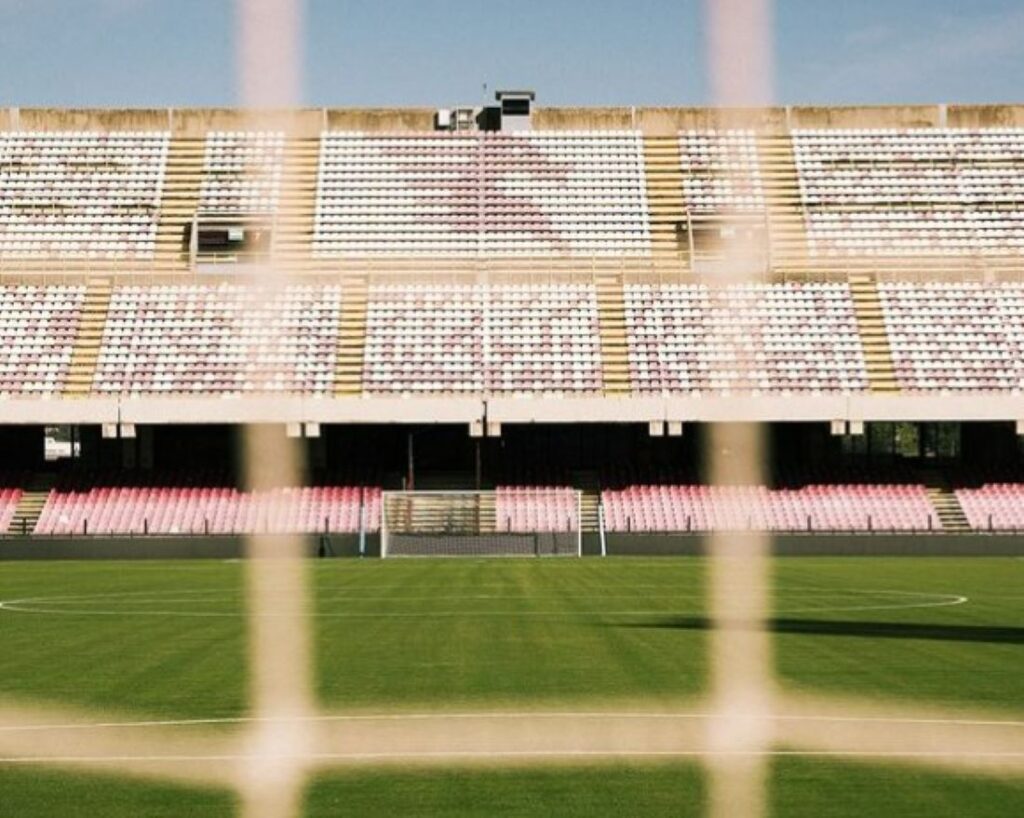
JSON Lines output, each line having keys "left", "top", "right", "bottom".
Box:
{"left": 381, "top": 489, "right": 582, "bottom": 557}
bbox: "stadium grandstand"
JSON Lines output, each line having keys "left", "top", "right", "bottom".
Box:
{"left": 1, "top": 98, "right": 1024, "bottom": 555}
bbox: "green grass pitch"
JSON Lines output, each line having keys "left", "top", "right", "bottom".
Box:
{"left": 0, "top": 556, "right": 1022, "bottom": 816}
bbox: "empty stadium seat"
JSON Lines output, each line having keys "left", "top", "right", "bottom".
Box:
{"left": 625, "top": 281, "right": 867, "bottom": 394}
{"left": 93, "top": 283, "right": 342, "bottom": 395}
{"left": 793, "top": 128, "right": 1024, "bottom": 256}
{"left": 199, "top": 131, "right": 285, "bottom": 216}
{"left": 34, "top": 485, "right": 381, "bottom": 536}
{"left": 363, "top": 281, "right": 603, "bottom": 394}
{"left": 314, "top": 131, "right": 651, "bottom": 256}
{"left": 602, "top": 484, "right": 939, "bottom": 532}
{"left": 879, "top": 282, "right": 1024, "bottom": 392}
{"left": 955, "top": 484, "right": 1024, "bottom": 531}
{"left": 0, "top": 487, "right": 22, "bottom": 533}
{"left": 0, "top": 284, "right": 85, "bottom": 395}
{"left": 495, "top": 486, "right": 578, "bottom": 533}
{"left": 0, "top": 131, "right": 169, "bottom": 258}
{"left": 679, "top": 129, "right": 765, "bottom": 214}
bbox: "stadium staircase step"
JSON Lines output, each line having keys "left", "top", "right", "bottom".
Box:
{"left": 580, "top": 490, "right": 601, "bottom": 534}
{"left": 269, "top": 136, "right": 321, "bottom": 262}
{"left": 63, "top": 278, "right": 113, "bottom": 397}
{"left": 154, "top": 136, "right": 205, "bottom": 271}
{"left": 849, "top": 274, "right": 900, "bottom": 393}
{"left": 926, "top": 486, "right": 970, "bottom": 533}
{"left": 335, "top": 275, "right": 369, "bottom": 396}
{"left": 595, "top": 273, "right": 631, "bottom": 396}
{"left": 758, "top": 133, "right": 811, "bottom": 272}
{"left": 10, "top": 480, "right": 53, "bottom": 536}
{"left": 642, "top": 135, "right": 690, "bottom": 266}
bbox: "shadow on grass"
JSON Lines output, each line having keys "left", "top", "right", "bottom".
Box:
{"left": 614, "top": 616, "right": 1024, "bottom": 646}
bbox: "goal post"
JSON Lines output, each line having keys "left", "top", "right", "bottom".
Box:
{"left": 380, "top": 490, "right": 582, "bottom": 558}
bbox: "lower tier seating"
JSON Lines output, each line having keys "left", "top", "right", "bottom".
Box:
{"left": 34, "top": 486, "right": 381, "bottom": 535}
{"left": 602, "top": 484, "right": 939, "bottom": 532}
{"left": 955, "top": 484, "right": 1024, "bottom": 531}
{"left": 0, "top": 487, "right": 22, "bottom": 533}
{"left": 495, "top": 486, "right": 578, "bottom": 533}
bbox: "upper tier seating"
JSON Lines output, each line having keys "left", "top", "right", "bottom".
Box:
{"left": 879, "top": 282, "right": 1024, "bottom": 392}
{"left": 93, "top": 283, "right": 342, "bottom": 395}
{"left": 679, "top": 129, "right": 764, "bottom": 214}
{"left": 0, "top": 284, "right": 85, "bottom": 396}
{"left": 793, "top": 128, "right": 1024, "bottom": 256}
{"left": 495, "top": 486, "right": 579, "bottom": 533}
{"left": 34, "top": 485, "right": 381, "bottom": 535}
{"left": 624, "top": 281, "right": 867, "bottom": 394}
{"left": 364, "top": 281, "right": 602, "bottom": 394}
{"left": 0, "top": 487, "right": 22, "bottom": 533}
{"left": 198, "top": 131, "right": 285, "bottom": 216}
{"left": 0, "top": 131, "right": 169, "bottom": 258}
{"left": 955, "top": 484, "right": 1024, "bottom": 531}
{"left": 315, "top": 131, "right": 650, "bottom": 256}
{"left": 602, "top": 484, "right": 939, "bottom": 532}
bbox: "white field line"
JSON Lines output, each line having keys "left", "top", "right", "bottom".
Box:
{"left": 0, "top": 590, "right": 970, "bottom": 618}
{"left": 2, "top": 709, "right": 1022, "bottom": 734}
{"left": 4, "top": 749, "right": 1024, "bottom": 765}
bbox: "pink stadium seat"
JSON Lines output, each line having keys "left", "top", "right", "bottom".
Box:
{"left": 955, "top": 484, "right": 1024, "bottom": 531}
{"left": 0, "top": 487, "right": 22, "bottom": 533}
{"left": 495, "top": 487, "right": 578, "bottom": 533}
{"left": 602, "top": 484, "right": 939, "bottom": 533}
{"left": 33, "top": 486, "right": 381, "bottom": 536}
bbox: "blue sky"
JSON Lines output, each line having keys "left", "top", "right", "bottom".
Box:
{"left": 0, "top": 0, "right": 1022, "bottom": 107}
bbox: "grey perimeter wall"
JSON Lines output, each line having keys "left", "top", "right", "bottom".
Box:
{"left": 2, "top": 533, "right": 1024, "bottom": 560}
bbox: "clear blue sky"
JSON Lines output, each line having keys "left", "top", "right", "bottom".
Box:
{"left": 0, "top": 0, "right": 1022, "bottom": 107}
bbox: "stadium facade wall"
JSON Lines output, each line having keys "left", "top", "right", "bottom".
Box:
{"left": 3, "top": 104, "right": 1024, "bottom": 135}
{"left": 595, "top": 534, "right": 1024, "bottom": 557}
{"left": 0, "top": 534, "right": 1022, "bottom": 560}
{"left": 0, "top": 393, "right": 1019, "bottom": 428}
{"left": 0, "top": 534, "right": 372, "bottom": 561}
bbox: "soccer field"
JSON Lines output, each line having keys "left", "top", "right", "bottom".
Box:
{"left": 1, "top": 557, "right": 1022, "bottom": 816}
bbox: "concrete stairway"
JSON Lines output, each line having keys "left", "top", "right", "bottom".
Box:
{"left": 849, "top": 274, "right": 899, "bottom": 393}
{"left": 154, "top": 136, "right": 204, "bottom": 271}
{"left": 335, "top": 275, "right": 369, "bottom": 396}
{"left": 63, "top": 278, "right": 113, "bottom": 397}
{"left": 642, "top": 135, "right": 690, "bottom": 263}
{"left": 269, "top": 137, "right": 321, "bottom": 262}
{"left": 580, "top": 490, "right": 601, "bottom": 534}
{"left": 595, "top": 273, "right": 631, "bottom": 396}
{"left": 10, "top": 480, "right": 53, "bottom": 536}
{"left": 758, "top": 134, "right": 811, "bottom": 271}
{"left": 927, "top": 486, "right": 970, "bottom": 533}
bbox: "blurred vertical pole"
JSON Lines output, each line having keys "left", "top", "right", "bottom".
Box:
{"left": 237, "top": 2, "right": 312, "bottom": 818}
{"left": 703, "top": 2, "right": 775, "bottom": 818}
